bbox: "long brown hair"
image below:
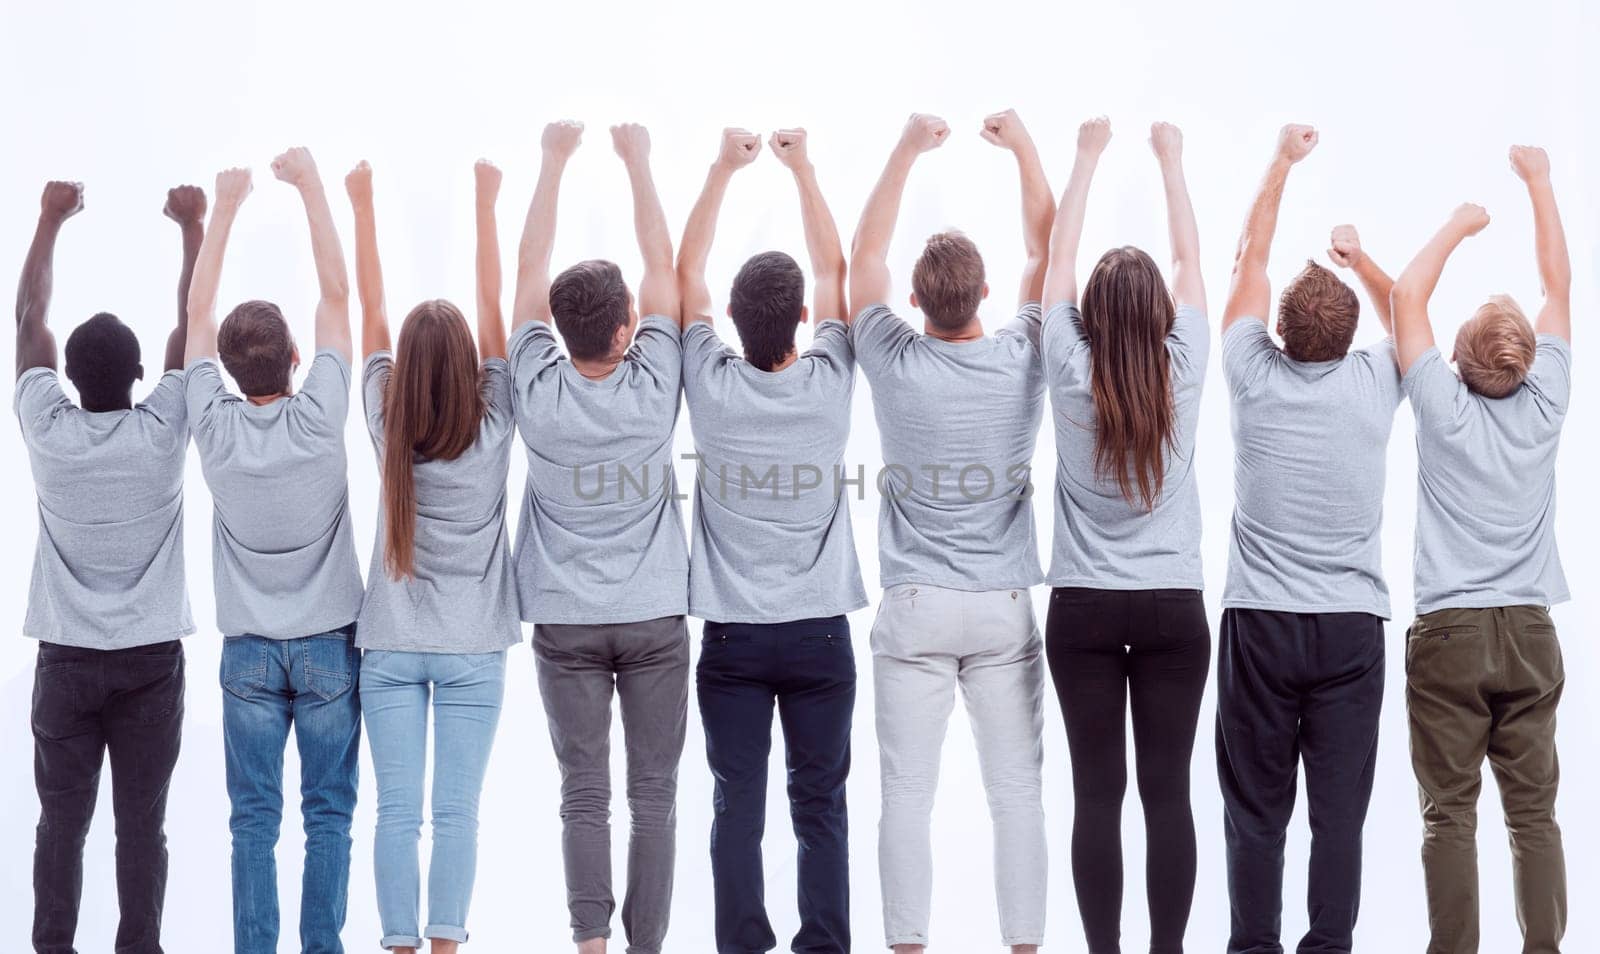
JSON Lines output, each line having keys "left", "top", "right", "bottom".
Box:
{"left": 382, "top": 299, "right": 486, "bottom": 579}
{"left": 1079, "top": 247, "right": 1177, "bottom": 511}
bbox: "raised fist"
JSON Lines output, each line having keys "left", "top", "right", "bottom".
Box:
{"left": 980, "top": 109, "right": 1032, "bottom": 152}
{"left": 1077, "top": 116, "right": 1112, "bottom": 157}
{"left": 40, "top": 180, "right": 85, "bottom": 222}
{"left": 475, "top": 159, "right": 502, "bottom": 203}
{"left": 1508, "top": 145, "right": 1550, "bottom": 184}
{"left": 769, "top": 128, "right": 809, "bottom": 170}
{"left": 716, "top": 127, "right": 762, "bottom": 170}
{"left": 1149, "top": 121, "right": 1182, "bottom": 164}
{"left": 270, "top": 147, "right": 319, "bottom": 188}
{"left": 214, "top": 167, "right": 253, "bottom": 209}
{"left": 1449, "top": 203, "right": 1490, "bottom": 237}
{"left": 542, "top": 120, "right": 584, "bottom": 161}
{"left": 1327, "top": 224, "right": 1363, "bottom": 269}
{"left": 899, "top": 113, "right": 950, "bottom": 154}
{"left": 163, "top": 184, "right": 207, "bottom": 226}
{"left": 611, "top": 123, "right": 651, "bottom": 165}
{"left": 344, "top": 161, "right": 374, "bottom": 206}
{"left": 1277, "top": 124, "right": 1318, "bottom": 163}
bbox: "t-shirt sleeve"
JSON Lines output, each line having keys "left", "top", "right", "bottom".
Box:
{"left": 1040, "top": 302, "right": 1087, "bottom": 388}
{"left": 362, "top": 352, "right": 393, "bottom": 449}
{"left": 1357, "top": 337, "right": 1404, "bottom": 410}
{"left": 1168, "top": 305, "right": 1212, "bottom": 387}
{"left": 681, "top": 321, "right": 734, "bottom": 389}
{"left": 999, "top": 302, "right": 1044, "bottom": 353}
{"left": 849, "top": 304, "right": 917, "bottom": 376}
{"left": 807, "top": 319, "right": 855, "bottom": 374}
{"left": 183, "top": 357, "right": 236, "bottom": 439}
{"left": 1523, "top": 334, "right": 1572, "bottom": 420}
{"left": 1400, "top": 346, "right": 1464, "bottom": 425}
{"left": 479, "top": 357, "right": 515, "bottom": 437}
{"left": 1221, "top": 318, "right": 1279, "bottom": 397}
{"left": 293, "top": 349, "right": 353, "bottom": 433}
{"left": 627, "top": 315, "right": 683, "bottom": 393}
{"left": 13, "top": 367, "right": 71, "bottom": 441}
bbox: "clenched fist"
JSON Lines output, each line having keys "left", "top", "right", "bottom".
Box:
{"left": 271, "top": 147, "right": 319, "bottom": 188}
{"left": 899, "top": 113, "right": 950, "bottom": 154}
{"left": 1327, "top": 224, "right": 1363, "bottom": 269}
{"left": 1508, "top": 145, "right": 1550, "bottom": 185}
{"left": 1077, "top": 116, "right": 1112, "bottom": 157}
{"left": 214, "top": 167, "right": 253, "bottom": 209}
{"left": 344, "top": 161, "right": 374, "bottom": 206}
{"left": 542, "top": 120, "right": 584, "bottom": 161}
{"left": 40, "top": 180, "right": 84, "bottom": 223}
{"left": 611, "top": 123, "right": 651, "bottom": 165}
{"left": 980, "top": 109, "right": 1033, "bottom": 153}
{"left": 769, "top": 128, "right": 810, "bottom": 170}
{"left": 475, "top": 159, "right": 502, "bottom": 204}
{"left": 163, "top": 185, "right": 207, "bottom": 227}
{"left": 716, "top": 128, "right": 762, "bottom": 170}
{"left": 1149, "top": 122, "right": 1182, "bottom": 164}
{"left": 1449, "top": 203, "right": 1490, "bottom": 237}
{"left": 1277, "top": 124, "right": 1318, "bottom": 164}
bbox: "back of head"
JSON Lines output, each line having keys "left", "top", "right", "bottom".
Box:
{"left": 1080, "top": 247, "right": 1177, "bottom": 510}
{"left": 382, "top": 299, "right": 485, "bottom": 579}
{"left": 730, "top": 251, "right": 806, "bottom": 371}
{"left": 912, "top": 231, "right": 985, "bottom": 331}
{"left": 1454, "top": 294, "right": 1535, "bottom": 398}
{"left": 218, "top": 300, "right": 296, "bottom": 396}
{"left": 64, "top": 312, "right": 142, "bottom": 410}
{"left": 549, "top": 260, "right": 632, "bottom": 362}
{"left": 1277, "top": 260, "right": 1360, "bottom": 362}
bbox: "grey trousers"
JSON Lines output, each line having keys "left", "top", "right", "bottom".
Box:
{"left": 534, "top": 616, "right": 690, "bottom": 954}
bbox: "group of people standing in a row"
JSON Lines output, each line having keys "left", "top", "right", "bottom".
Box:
{"left": 14, "top": 109, "right": 1568, "bottom": 954}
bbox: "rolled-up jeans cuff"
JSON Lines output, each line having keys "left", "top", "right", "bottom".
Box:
{"left": 380, "top": 934, "right": 424, "bottom": 950}
{"left": 574, "top": 926, "right": 612, "bottom": 943}
{"left": 425, "top": 924, "right": 469, "bottom": 943}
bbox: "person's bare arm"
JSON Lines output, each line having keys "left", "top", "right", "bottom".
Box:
{"left": 1327, "top": 224, "right": 1395, "bottom": 336}
{"left": 511, "top": 121, "right": 583, "bottom": 333}
{"left": 271, "top": 147, "right": 351, "bottom": 362}
{"left": 15, "top": 181, "right": 83, "bottom": 377}
{"left": 1042, "top": 117, "right": 1110, "bottom": 312}
{"left": 677, "top": 128, "right": 762, "bottom": 329}
{"left": 1390, "top": 204, "right": 1491, "bottom": 374}
{"left": 186, "top": 168, "right": 253, "bottom": 364}
{"left": 849, "top": 113, "right": 949, "bottom": 317}
{"left": 1222, "top": 124, "right": 1319, "bottom": 333}
{"left": 1509, "top": 145, "right": 1571, "bottom": 342}
{"left": 772, "top": 128, "right": 848, "bottom": 323}
{"left": 344, "top": 161, "right": 389, "bottom": 358}
{"left": 474, "top": 159, "right": 507, "bottom": 361}
{"left": 612, "top": 123, "right": 679, "bottom": 322}
{"left": 1151, "top": 122, "right": 1205, "bottom": 312}
{"left": 162, "top": 186, "right": 207, "bottom": 372}
{"left": 981, "top": 109, "right": 1053, "bottom": 306}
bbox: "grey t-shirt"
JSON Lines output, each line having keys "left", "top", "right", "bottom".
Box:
{"left": 508, "top": 317, "right": 689, "bottom": 624}
{"left": 15, "top": 368, "right": 194, "bottom": 648}
{"left": 1403, "top": 337, "right": 1571, "bottom": 615}
{"left": 358, "top": 353, "right": 522, "bottom": 652}
{"left": 681, "top": 320, "right": 868, "bottom": 623}
{"left": 1042, "top": 302, "right": 1209, "bottom": 590}
{"left": 1222, "top": 318, "right": 1402, "bottom": 618}
{"left": 186, "top": 350, "right": 364, "bottom": 639}
{"left": 851, "top": 303, "right": 1046, "bottom": 592}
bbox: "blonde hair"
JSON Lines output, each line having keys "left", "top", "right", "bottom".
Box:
{"left": 1454, "top": 294, "right": 1535, "bottom": 398}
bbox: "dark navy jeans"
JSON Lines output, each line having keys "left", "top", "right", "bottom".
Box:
{"left": 696, "top": 615, "right": 856, "bottom": 954}
{"left": 221, "top": 626, "right": 361, "bottom": 954}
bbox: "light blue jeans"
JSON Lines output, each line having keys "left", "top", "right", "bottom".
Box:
{"left": 360, "top": 650, "right": 507, "bottom": 949}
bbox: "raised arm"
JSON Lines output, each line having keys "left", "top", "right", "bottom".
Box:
{"left": 1151, "top": 122, "right": 1205, "bottom": 312}
{"left": 15, "top": 181, "right": 83, "bottom": 377}
{"left": 511, "top": 120, "right": 583, "bottom": 332}
{"left": 1327, "top": 224, "right": 1395, "bottom": 335}
{"left": 1222, "top": 124, "right": 1318, "bottom": 332}
{"left": 611, "top": 124, "right": 679, "bottom": 322}
{"left": 162, "top": 186, "right": 207, "bottom": 372}
{"left": 474, "top": 160, "right": 507, "bottom": 360}
{"left": 344, "top": 161, "right": 389, "bottom": 358}
{"left": 1510, "top": 145, "right": 1570, "bottom": 341}
{"left": 1390, "top": 204, "right": 1491, "bottom": 373}
{"left": 772, "top": 128, "right": 848, "bottom": 323}
{"left": 269, "top": 148, "right": 351, "bottom": 362}
{"left": 849, "top": 113, "right": 949, "bottom": 317}
{"left": 1042, "top": 117, "right": 1111, "bottom": 311}
{"left": 981, "top": 110, "right": 1053, "bottom": 306}
{"left": 186, "top": 168, "right": 253, "bottom": 363}
{"left": 677, "top": 128, "right": 762, "bottom": 328}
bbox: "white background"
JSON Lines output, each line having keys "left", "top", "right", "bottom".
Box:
{"left": 2, "top": 0, "right": 1597, "bottom": 950}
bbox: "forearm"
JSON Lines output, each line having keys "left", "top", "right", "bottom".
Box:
{"left": 1390, "top": 225, "right": 1465, "bottom": 368}
{"left": 350, "top": 199, "right": 389, "bottom": 357}
{"left": 792, "top": 162, "right": 847, "bottom": 320}
{"left": 164, "top": 222, "right": 204, "bottom": 371}
{"left": 1352, "top": 257, "right": 1395, "bottom": 335}
{"left": 677, "top": 164, "right": 733, "bottom": 325}
{"left": 1235, "top": 158, "right": 1291, "bottom": 271}
{"left": 512, "top": 155, "right": 567, "bottom": 330}
{"left": 852, "top": 145, "right": 916, "bottom": 265}
{"left": 1014, "top": 141, "right": 1054, "bottom": 305}
{"left": 626, "top": 157, "right": 678, "bottom": 317}
{"left": 1160, "top": 156, "right": 1204, "bottom": 309}
{"left": 15, "top": 216, "right": 62, "bottom": 375}
{"left": 297, "top": 180, "right": 352, "bottom": 357}
{"left": 185, "top": 204, "right": 239, "bottom": 362}
{"left": 1042, "top": 150, "right": 1099, "bottom": 309}
{"left": 1527, "top": 179, "right": 1571, "bottom": 304}
{"left": 476, "top": 190, "right": 506, "bottom": 359}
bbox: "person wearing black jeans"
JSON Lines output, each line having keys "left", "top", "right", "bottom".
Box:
{"left": 698, "top": 617, "right": 856, "bottom": 953}
{"left": 33, "top": 642, "right": 187, "bottom": 954}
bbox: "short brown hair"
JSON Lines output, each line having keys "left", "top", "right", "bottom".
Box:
{"left": 1277, "top": 260, "right": 1359, "bottom": 362}
{"left": 218, "top": 300, "right": 295, "bottom": 396}
{"left": 912, "top": 231, "right": 985, "bottom": 330}
{"left": 549, "top": 260, "right": 631, "bottom": 361}
{"left": 1454, "top": 295, "right": 1535, "bottom": 398}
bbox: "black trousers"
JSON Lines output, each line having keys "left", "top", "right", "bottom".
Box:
{"left": 1215, "top": 609, "right": 1385, "bottom": 954}
{"left": 696, "top": 615, "right": 855, "bottom": 954}
{"left": 32, "top": 640, "right": 185, "bottom": 954}
{"left": 1044, "top": 587, "right": 1211, "bottom": 954}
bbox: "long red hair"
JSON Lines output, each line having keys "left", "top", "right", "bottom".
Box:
{"left": 382, "top": 299, "right": 485, "bottom": 578}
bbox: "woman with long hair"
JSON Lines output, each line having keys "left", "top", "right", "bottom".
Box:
{"left": 1037, "top": 118, "right": 1211, "bottom": 954}
{"left": 345, "top": 159, "right": 520, "bottom": 953}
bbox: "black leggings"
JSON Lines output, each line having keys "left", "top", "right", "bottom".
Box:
{"left": 1045, "top": 587, "right": 1211, "bottom": 954}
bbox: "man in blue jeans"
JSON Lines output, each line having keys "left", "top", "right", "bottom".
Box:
{"left": 184, "top": 151, "right": 365, "bottom": 954}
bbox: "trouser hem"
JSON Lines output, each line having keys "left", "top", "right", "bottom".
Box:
{"left": 381, "top": 933, "right": 424, "bottom": 949}
{"left": 574, "top": 926, "right": 613, "bottom": 942}
{"left": 425, "top": 923, "right": 469, "bottom": 942}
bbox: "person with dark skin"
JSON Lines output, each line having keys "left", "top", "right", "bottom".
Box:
{"left": 15, "top": 179, "right": 205, "bottom": 954}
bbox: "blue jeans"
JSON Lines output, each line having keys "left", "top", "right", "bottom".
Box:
{"left": 360, "top": 650, "right": 507, "bottom": 950}
{"left": 221, "top": 627, "right": 362, "bottom": 954}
